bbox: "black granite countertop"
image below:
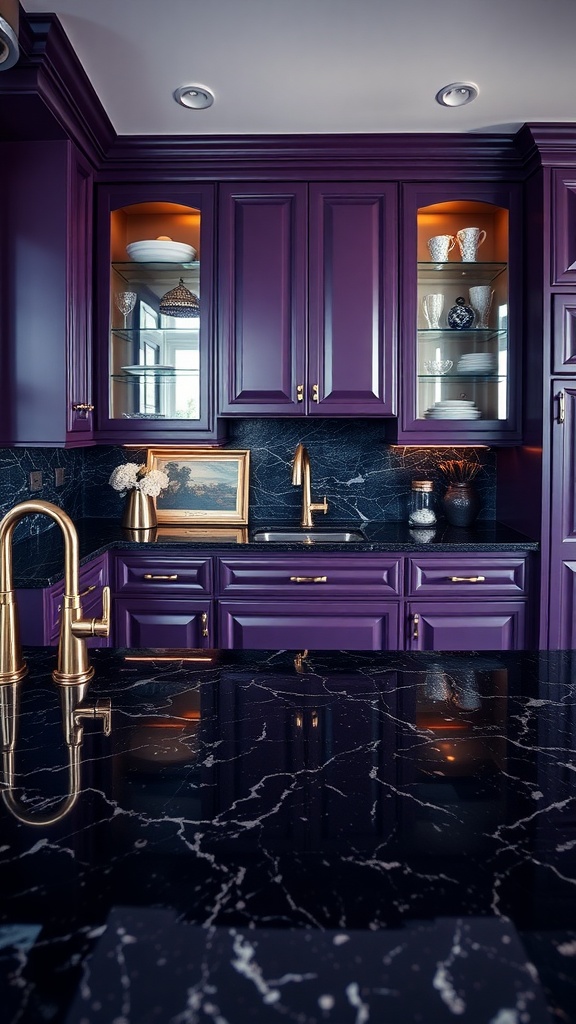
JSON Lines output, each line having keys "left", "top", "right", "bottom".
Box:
{"left": 12, "top": 518, "right": 539, "bottom": 588}
{"left": 1, "top": 647, "right": 574, "bottom": 1023}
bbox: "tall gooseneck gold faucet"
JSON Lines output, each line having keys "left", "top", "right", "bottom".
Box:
{"left": 0, "top": 500, "right": 110, "bottom": 686}
{"left": 291, "top": 444, "right": 329, "bottom": 529}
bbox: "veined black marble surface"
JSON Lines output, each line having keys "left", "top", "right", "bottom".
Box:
{"left": 11, "top": 518, "right": 538, "bottom": 588}
{"left": 1, "top": 648, "right": 574, "bottom": 1023}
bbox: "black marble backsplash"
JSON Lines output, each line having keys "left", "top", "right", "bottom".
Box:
{"left": 0, "top": 419, "right": 496, "bottom": 539}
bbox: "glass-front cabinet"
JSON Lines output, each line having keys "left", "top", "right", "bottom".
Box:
{"left": 95, "top": 184, "right": 220, "bottom": 442}
{"left": 398, "top": 185, "right": 522, "bottom": 445}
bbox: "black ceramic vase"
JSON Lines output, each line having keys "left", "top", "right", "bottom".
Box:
{"left": 442, "top": 482, "right": 480, "bottom": 527}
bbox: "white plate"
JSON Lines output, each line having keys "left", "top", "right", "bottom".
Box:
{"left": 126, "top": 240, "right": 196, "bottom": 263}
{"left": 121, "top": 364, "right": 176, "bottom": 376}
{"left": 434, "top": 400, "right": 475, "bottom": 407}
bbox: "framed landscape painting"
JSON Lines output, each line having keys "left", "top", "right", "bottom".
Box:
{"left": 146, "top": 449, "right": 250, "bottom": 525}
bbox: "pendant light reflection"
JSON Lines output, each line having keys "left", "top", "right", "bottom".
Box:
{"left": 159, "top": 278, "right": 200, "bottom": 318}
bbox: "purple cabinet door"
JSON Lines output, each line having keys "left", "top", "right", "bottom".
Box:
{"left": 308, "top": 183, "right": 397, "bottom": 416}
{"left": 218, "top": 600, "right": 400, "bottom": 650}
{"left": 552, "top": 296, "right": 576, "bottom": 374}
{"left": 1, "top": 140, "right": 94, "bottom": 446}
{"left": 218, "top": 184, "right": 307, "bottom": 414}
{"left": 408, "top": 601, "right": 526, "bottom": 651}
{"left": 115, "top": 598, "right": 213, "bottom": 648}
{"left": 552, "top": 171, "right": 576, "bottom": 285}
{"left": 547, "top": 384, "right": 576, "bottom": 648}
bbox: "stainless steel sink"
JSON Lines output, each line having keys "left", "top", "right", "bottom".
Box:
{"left": 251, "top": 529, "right": 366, "bottom": 544}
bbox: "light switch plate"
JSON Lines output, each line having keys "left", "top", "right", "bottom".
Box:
{"left": 55, "top": 467, "right": 65, "bottom": 487}
{"left": 29, "top": 471, "right": 43, "bottom": 492}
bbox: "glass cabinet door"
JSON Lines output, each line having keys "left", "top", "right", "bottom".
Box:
{"left": 95, "top": 186, "right": 218, "bottom": 441}
{"left": 110, "top": 201, "right": 201, "bottom": 422}
{"left": 399, "top": 188, "right": 521, "bottom": 445}
{"left": 418, "top": 200, "right": 508, "bottom": 423}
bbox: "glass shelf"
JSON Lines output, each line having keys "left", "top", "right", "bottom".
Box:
{"left": 418, "top": 373, "right": 505, "bottom": 381}
{"left": 111, "top": 327, "right": 199, "bottom": 341}
{"left": 418, "top": 329, "right": 505, "bottom": 341}
{"left": 112, "top": 368, "right": 199, "bottom": 382}
{"left": 417, "top": 262, "right": 507, "bottom": 285}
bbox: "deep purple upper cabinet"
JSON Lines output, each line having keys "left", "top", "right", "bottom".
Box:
{"left": 551, "top": 171, "right": 576, "bottom": 285}
{"left": 94, "top": 183, "right": 221, "bottom": 443}
{"left": 218, "top": 183, "right": 397, "bottom": 416}
{"left": 0, "top": 141, "right": 94, "bottom": 446}
{"left": 397, "top": 184, "right": 522, "bottom": 445}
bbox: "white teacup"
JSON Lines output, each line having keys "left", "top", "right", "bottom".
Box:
{"left": 456, "top": 227, "right": 486, "bottom": 262}
{"left": 428, "top": 234, "right": 455, "bottom": 262}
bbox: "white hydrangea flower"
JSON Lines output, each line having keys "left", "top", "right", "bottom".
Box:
{"left": 138, "top": 469, "right": 169, "bottom": 497}
{"left": 108, "top": 462, "right": 168, "bottom": 498}
{"left": 108, "top": 463, "right": 139, "bottom": 492}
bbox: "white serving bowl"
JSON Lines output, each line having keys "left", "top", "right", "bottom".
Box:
{"left": 126, "top": 239, "right": 197, "bottom": 263}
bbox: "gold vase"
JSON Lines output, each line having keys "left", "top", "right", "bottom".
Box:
{"left": 122, "top": 488, "right": 157, "bottom": 531}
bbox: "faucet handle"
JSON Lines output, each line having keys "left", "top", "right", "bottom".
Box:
{"left": 310, "top": 498, "right": 329, "bottom": 515}
{"left": 74, "top": 699, "right": 112, "bottom": 737}
{"left": 70, "top": 586, "right": 111, "bottom": 639}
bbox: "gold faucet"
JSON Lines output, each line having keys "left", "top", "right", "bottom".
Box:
{"left": 1, "top": 678, "right": 111, "bottom": 825}
{"left": 0, "top": 500, "right": 110, "bottom": 686}
{"left": 291, "top": 444, "right": 328, "bottom": 528}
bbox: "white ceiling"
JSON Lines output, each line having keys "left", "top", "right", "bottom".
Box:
{"left": 20, "top": 0, "right": 576, "bottom": 137}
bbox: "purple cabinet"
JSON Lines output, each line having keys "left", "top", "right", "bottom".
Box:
{"left": 397, "top": 183, "right": 522, "bottom": 446}
{"left": 552, "top": 296, "right": 576, "bottom": 374}
{"left": 546, "top": 383, "right": 576, "bottom": 648}
{"left": 17, "top": 553, "right": 110, "bottom": 647}
{"left": 113, "top": 552, "right": 215, "bottom": 648}
{"left": 407, "top": 601, "right": 526, "bottom": 651}
{"left": 551, "top": 171, "right": 576, "bottom": 285}
{"left": 115, "top": 597, "right": 213, "bottom": 648}
{"left": 218, "top": 182, "right": 397, "bottom": 416}
{"left": 0, "top": 141, "right": 94, "bottom": 446}
{"left": 94, "top": 183, "right": 220, "bottom": 443}
{"left": 406, "top": 553, "right": 529, "bottom": 651}
{"left": 218, "top": 600, "right": 399, "bottom": 650}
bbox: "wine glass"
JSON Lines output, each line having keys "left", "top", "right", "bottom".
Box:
{"left": 115, "top": 290, "right": 137, "bottom": 329}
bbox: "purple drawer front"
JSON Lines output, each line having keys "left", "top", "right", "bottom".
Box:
{"left": 218, "top": 555, "right": 402, "bottom": 597}
{"left": 407, "top": 556, "right": 527, "bottom": 597}
{"left": 114, "top": 554, "right": 213, "bottom": 595}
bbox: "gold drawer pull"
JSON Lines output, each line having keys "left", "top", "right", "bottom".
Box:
{"left": 290, "top": 575, "right": 328, "bottom": 583}
{"left": 201, "top": 611, "right": 209, "bottom": 638}
{"left": 296, "top": 383, "right": 304, "bottom": 402}
{"left": 80, "top": 584, "right": 97, "bottom": 598}
{"left": 447, "top": 575, "right": 486, "bottom": 583}
{"left": 72, "top": 403, "right": 94, "bottom": 412}
{"left": 143, "top": 573, "right": 178, "bottom": 581}
{"left": 412, "top": 612, "right": 419, "bottom": 640}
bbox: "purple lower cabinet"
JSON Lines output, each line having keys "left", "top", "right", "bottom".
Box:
{"left": 17, "top": 554, "right": 109, "bottom": 647}
{"left": 114, "top": 598, "right": 213, "bottom": 649}
{"left": 218, "top": 600, "right": 400, "bottom": 650}
{"left": 408, "top": 601, "right": 526, "bottom": 651}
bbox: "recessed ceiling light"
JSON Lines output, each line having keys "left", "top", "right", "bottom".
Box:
{"left": 173, "top": 85, "right": 215, "bottom": 110}
{"left": 435, "top": 82, "right": 479, "bottom": 108}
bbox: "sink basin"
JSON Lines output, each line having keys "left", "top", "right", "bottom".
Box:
{"left": 251, "top": 529, "right": 366, "bottom": 544}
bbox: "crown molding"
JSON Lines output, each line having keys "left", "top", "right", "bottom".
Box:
{"left": 100, "top": 130, "right": 527, "bottom": 183}
{"left": 0, "top": 12, "right": 114, "bottom": 166}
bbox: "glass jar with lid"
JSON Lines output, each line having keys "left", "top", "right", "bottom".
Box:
{"left": 408, "top": 480, "right": 437, "bottom": 526}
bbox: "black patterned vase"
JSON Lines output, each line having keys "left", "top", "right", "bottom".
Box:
{"left": 442, "top": 482, "right": 480, "bottom": 527}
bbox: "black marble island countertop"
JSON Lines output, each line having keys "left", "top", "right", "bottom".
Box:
{"left": 12, "top": 518, "right": 539, "bottom": 588}
{"left": 1, "top": 647, "right": 574, "bottom": 1023}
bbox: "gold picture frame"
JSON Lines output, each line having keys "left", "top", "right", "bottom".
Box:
{"left": 146, "top": 448, "right": 250, "bottom": 525}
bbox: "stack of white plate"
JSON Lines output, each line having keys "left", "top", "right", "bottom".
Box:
{"left": 126, "top": 239, "right": 197, "bottom": 263}
{"left": 424, "top": 400, "right": 482, "bottom": 420}
{"left": 457, "top": 352, "right": 497, "bottom": 375}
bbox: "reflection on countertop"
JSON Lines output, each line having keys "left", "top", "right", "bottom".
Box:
{"left": 12, "top": 517, "right": 538, "bottom": 588}
{"left": 0, "top": 647, "right": 573, "bottom": 1023}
